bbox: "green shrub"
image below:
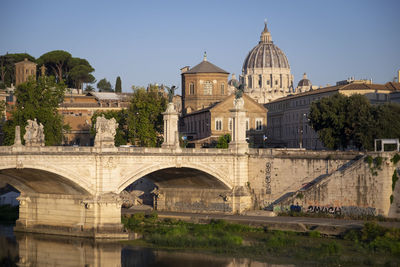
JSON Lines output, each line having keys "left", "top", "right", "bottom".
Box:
{"left": 308, "top": 230, "right": 321, "bottom": 238}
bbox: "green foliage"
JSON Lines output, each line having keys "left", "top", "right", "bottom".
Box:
{"left": 391, "top": 153, "right": 400, "bottom": 165}
{"left": 37, "top": 50, "right": 71, "bottom": 83}
{"left": 37, "top": 50, "right": 95, "bottom": 89}
{"left": 216, "top": 134, "right": 231, "bottom": 148}
{"left": 115, "top": 76, "right": 122, "bottom": 93}
{"left": 365, "top": 156, "right": 384, "bottom": 176}
{"left": 2, "top": 76, "right": 66, "bottom": 145}
{"left": 90, "top": 110, "right": 128, "bottom": 146}
{"left": 344, "top": 222, "right": 400, "bottom": 255}
{"left": 127, "top": 87, "right": 167, "bottom": 147}
{"left": 67, "top": 57, "right": 95, "bottom": 89}
{"left": 0, "top": 100, "right": 5, "bottom": 120}
{"left": 308, "top": 230, "right": 321, "bottom": 238}
{"left": 309, "top": 93, "right": 400, "bottom": 150}
{"left": 97, "top": 78, "right": 113, "bottom": 92}
{"left": 392, "top": 170, "right": 398, "bottom": 191}
{"left": 0, "top": 53, "right": 36, "bottom": 86}
{"left": 84, "top": 84, "right": 95, "bottom": 92}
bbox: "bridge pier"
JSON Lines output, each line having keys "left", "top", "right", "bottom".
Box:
{"left": 15, "top": 193, "right": 128, "bottom": 239}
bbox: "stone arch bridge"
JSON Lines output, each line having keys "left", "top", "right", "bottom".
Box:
{"left": 1, "top": 146, "right": 397, "bottom": 239}
{"left": 0, "top": 145, "right": 251, "bottom": 238}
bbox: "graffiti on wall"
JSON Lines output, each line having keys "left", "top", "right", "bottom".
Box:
{"left": 273, "top": 204, "right": 378, "bottom": 216}
{"left": 265, "top": 162, "right": 272, "bottom": 194}
{"left": 306, "top": 205, "right": 376, "bottom": 216}
{"left": 307, "top": 205, "right": 341, "bottom": 215}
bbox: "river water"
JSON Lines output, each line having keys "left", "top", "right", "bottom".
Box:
{"left": 0, "top": 224, "right": 293, "bottom": 267}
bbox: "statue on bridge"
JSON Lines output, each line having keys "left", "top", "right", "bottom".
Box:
{"left": 94, "top": 115, "right": 118, "bottom": 147}
{"left": 23, "top": 119, "right": 45, "bottom": 146}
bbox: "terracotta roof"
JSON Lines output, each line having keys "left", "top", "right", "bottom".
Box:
{"left": 266, "top": 82, "right": 398, "bottom": 104}
{"left": 87, "top": 92, "right": 121, "bottom": 100}
{"left": 184, "top": 60, "right": 229, "bottom": 74}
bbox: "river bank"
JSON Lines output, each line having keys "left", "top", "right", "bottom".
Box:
{"left": 122, "top": 212, "right": 400, "bottom": 266}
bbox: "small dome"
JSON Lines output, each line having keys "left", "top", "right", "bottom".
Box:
{"left": 242, "top": 22, "right": 290, "bottom": 70}
{"left": 297, "top": 73, "right": 311, "bottom": 87}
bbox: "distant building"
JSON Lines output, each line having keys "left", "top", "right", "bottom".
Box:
{"left": 241, "top": 21, "right": 294, "bottom": 104}
{"left": 265, "top": 81, "right": 400, "bottom": 149}
{"left": 15, "top": 58, "right": 37, "bottom": 86}
{"left": 295, "top": 73, "right": 319, "bottom": 93}
{"left": 181, "top": 53, "right": 230, "bottom": 114}
{"left": 181, "top": 94, "right": 267, "bottom": 148}
{"left": 59, "top": 92, "right": 131, "bottom": 145}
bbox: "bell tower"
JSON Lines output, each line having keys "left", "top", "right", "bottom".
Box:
{"left": 15, "top": 58, "right": 37, "bottom": 86}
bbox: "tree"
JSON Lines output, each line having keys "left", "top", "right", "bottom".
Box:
{"left": 0, "top": 53, "right": 36, "bottom": 87}
{"left": 2, "top": 76, "right": 66, "bottom": 146}
{"left": 127, "top": 86, "right": 167, "bottom": 146}
{"left": 0, "top": 100, "right": 5, "bottom": 120}
{"left": 216, "top": 134, "right": 231, "bottom": 148}
{"left": 115, "top": 76, "right": 122, "bottom": 93}
{"left": 90, "top": 110, "right": 128, "bottom": 146}
{"left": 66, "top": 57, "right": 95, "bottom": 89}
{"left": 309, "top": 93, "right": 400, "bottom": 150}
{"left": 97, "top": 78, "right": 113, "bottom": 92}
{"left": 37, "top": 50, "right": 71, "bottom": 83}
{"left": 309, "top": 93, "right": 347, "bottom": 149}
{"left": 85, "top": 84, "right": 95, "bottom": 92}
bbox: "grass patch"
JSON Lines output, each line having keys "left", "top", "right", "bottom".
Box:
{"left": 122, "top": 213, "right": 400, "bottom": 266}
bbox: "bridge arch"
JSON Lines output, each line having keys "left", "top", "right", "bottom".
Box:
{"left": 116, "top": 162, "right": 233, "bottom": 194}
{"left": 0, "top": 163, "right": 93, "bottom": 195}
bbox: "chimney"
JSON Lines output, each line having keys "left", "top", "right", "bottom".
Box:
{"left": 180, "top": 66, "right": 190, "bottom": 74}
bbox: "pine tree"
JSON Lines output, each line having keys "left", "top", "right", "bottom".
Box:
{"left": 115, "top": 76, "right": 122, "bottom": 93}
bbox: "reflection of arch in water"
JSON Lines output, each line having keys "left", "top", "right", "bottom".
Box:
{"left": 117, "top": 163, "right": 232, "bottom": 194}
{"left": 0, "top": 165, "right": 92, "bottom": 195}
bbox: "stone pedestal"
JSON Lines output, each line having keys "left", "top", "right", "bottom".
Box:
{"left": 229, "top": 97, "right": 249, "bottom": 154}
{"left": 15, "top": 193, "right": 128, "bottom": 239}
{"left": 162, "top": 103, "right": 180, "bottom": 149}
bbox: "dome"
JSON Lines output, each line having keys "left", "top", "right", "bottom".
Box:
{"left": 298, "top": 73, "right": 311, "bottom": 87}
{"left": 242, "top": 23, "right": 290, "bottom": 70}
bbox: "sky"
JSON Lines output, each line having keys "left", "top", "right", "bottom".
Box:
{"left": 1, "top": 0, "right": 399, "bottom": 94}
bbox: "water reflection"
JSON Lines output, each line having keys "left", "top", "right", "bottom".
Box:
{"left": 0, "top": 225, "right": 294, "bottom": 267}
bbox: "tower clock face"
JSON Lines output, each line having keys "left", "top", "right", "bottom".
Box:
{"left": 203, "top": 81, "right": 213, "bottom": 95}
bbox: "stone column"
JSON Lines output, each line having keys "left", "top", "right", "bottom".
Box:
{"left": 162, "top": 102, "right": 180, "bottom": 149}
{"left": 229, "top": 97, "right": 251, "bottom": 213}
{"left": 229, "top": 97, "right": 248, "bottom": 154}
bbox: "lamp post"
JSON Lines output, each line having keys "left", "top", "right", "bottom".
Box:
{"left": 299, "top": 113, "right": 306, "bottom": 149}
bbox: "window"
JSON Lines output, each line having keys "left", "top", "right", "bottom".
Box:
{"left": 245, "top": 119, "right": 249, "bottom": 131}
{"left": 229, "top": 118, "right": 232, "bottom": 131}
{"left": 220, "top": 83, "right": 225, "bottom": 95}
{"left": 203, "top": 81, "right": 213, "bottom": 95}
{"left": 189, "top": 83, "right": 194, "bottom": 95}
{"left": 215, "top": 118, "right": 222, "bottom": 131}
{"left": 255, "top": 118, "right": 263, "bottom": 131}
